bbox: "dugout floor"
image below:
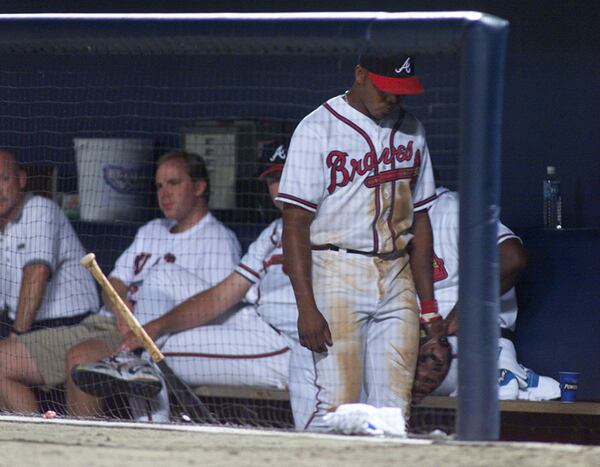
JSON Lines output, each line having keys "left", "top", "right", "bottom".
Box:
{"left": 1, "top": 416, "right": 600, "bottom": 467}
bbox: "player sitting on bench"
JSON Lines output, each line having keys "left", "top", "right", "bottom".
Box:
{"left": 426, "top": 186, "right": 560, "bottom": 400}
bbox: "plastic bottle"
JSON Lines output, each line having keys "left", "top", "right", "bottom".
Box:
{"left": 543, "top": 166, "right": 562, "bottom": 229}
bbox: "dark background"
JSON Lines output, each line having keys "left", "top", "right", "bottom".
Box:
{"left": 2, "top": 0, "right": 598, "bottom": 230}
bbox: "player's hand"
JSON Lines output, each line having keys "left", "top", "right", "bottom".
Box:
{"left": 119, "top": 322, "right": 160, "bottom": 353}
{"left": 423, "top": 318, "right": 447, "bottom": 339}
{"left": 119, "top": 330, "right": 142, "bottom": 353}
{"left": 298, "top": 308, "right": 333, "bottom": 353}
{"left": 444, "top": 316, "right": 458, "bottom": 336}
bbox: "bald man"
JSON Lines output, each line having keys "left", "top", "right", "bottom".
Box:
{"left": 0, "top": 150, "right": 102, "bottom": 413}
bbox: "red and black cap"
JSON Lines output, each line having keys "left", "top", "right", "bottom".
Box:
{"left": 257, "top": 140, "right": 288, "bottom": 179}
{"left": 359, "top": 54, "right": 424, "bottom": 95}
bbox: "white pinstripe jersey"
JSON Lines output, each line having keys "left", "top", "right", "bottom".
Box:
{"left": 235, "top": 218, "right": 297, "bottom": 337}
{"left": 0, "top": 194, "right": 99, "bottom": 321}
{"left": 277, "top": 94, "right": 436, "bottom": 254}
{"left": 429, "top": 188, "right": 521, "bottom": 330}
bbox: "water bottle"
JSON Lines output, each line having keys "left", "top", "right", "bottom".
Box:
{"left": 543, "top": 166, "right": 562, "bottom": 229}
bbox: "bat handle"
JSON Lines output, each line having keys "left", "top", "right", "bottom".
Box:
{"left": 80, "top": 253, "right": 164, "bottom": 363}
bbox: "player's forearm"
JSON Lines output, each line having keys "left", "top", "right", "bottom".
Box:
{"left": 499, "top": 238, "right": 528, "bottom": 295}
{"left": 147, "top": 272, "right": 251, "bottom": 338}
{"left": 282, "top": 204, "right": 318, "bottom": 313}
{"left": 409, "top": 211, "right": 435, "bottom": 302}
{"left": 13, "top": 263, "right": 50, "bottom": 332}
{"left": 444, "top": 305, "right": 459, "bottom": 335}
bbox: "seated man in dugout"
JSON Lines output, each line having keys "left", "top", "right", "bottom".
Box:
{"left": 72, "top": 140, "right": 316, "bottom": 429}
{"left": 0, "top": 149, "right": 101, "bottom": 413}
{"left": 65, "top": 150, "right": 242, "bottom": 417}
{"left": 426, "top": 185, "right": 560, "bottom": 400}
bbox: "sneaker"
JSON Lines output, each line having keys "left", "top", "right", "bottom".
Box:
{"left": 498, "top": 369, "right": 519, "bottom": 400}
{"left": 72, "top": 352, "right": 163, "bottom": 399}
{"left": 517, "top": 368, "right": 561, "bottom": 401}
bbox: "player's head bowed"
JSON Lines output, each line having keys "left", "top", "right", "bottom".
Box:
{"left": 358, "top": 53, "right": 424, "bottom": 95}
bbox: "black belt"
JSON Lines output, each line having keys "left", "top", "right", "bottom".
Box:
{"left": 312, "top": 244, "right": 377, "bottom": 257}
{"left": 4, "top": 311, "right": 94, "bottom": 334}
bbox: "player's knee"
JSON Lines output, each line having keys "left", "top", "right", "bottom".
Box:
{"left": 0, "top": 337, "right": 27, "bottom": 379}
{"left": 66, "top": 339, "right": 108, "bottom": 368}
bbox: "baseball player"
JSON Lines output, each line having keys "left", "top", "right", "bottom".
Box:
{"left": 0, "top": 150, "right": 100, "bottom": 413}
{"left": 76, "top": 140, "right": 317, "bottom": 427}
{"left": 429, "top": 187, "right": 560, "bottom": 400}
{"left": 276, "top": 53, "right": 440, "bottom": 431}
{"left": 67, "top": 150, "right": 241, "bottom": 417}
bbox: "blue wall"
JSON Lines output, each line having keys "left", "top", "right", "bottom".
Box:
{"left": 2, "top": 0, "right": 597, "bottom": 228}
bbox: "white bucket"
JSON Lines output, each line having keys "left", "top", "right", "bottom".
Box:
{"left": 74, "top": 138, "right": 154, "bottom": 222}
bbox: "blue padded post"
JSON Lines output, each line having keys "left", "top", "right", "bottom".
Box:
{"left": 457, "top": 14, "right": 509, "bottom": 441}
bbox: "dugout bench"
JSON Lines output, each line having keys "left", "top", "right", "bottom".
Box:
{"left": 67, "top": 221, "right": 600, "bottom": 441}
{"left": 72, "top": 221, "right": 600, "bottom": 400}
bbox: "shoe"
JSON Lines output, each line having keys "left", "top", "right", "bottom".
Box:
{"left": 517, "top": 368, "right": 561, "bottom": 401}
{"left": 72, "top": 352, "right": 163, "bottom": 399}
{"left": 498, "top": 369, "right": 519, "bottom": 400}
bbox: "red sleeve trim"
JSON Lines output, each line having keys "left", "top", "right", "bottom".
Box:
{"left": 276, "top": 193, "right": 318, "bottom": 211}
{"left": 237, "top": 263, "right": 260, "bottom": 280}
{"left": 414, "top": 193, "right": 437, "bottom": 210}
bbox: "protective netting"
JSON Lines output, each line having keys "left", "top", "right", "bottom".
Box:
{"left": 0, "top": 18, "right": 468, "bottom": 436}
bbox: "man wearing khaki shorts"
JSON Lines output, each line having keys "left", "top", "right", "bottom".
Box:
{"left": 15, "top": 315, "right": 121, "bottom": 396}
{"left": 0, "top": 150, "right": 239, "bottom": 416}
{"left": 0, "top": 149, "right": 105, "bottom": 413}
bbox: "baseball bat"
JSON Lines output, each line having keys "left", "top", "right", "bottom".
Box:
{"left": 80, "top": 253, "right": 216, "bottom": 424}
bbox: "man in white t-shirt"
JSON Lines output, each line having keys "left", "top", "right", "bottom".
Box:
{"left": 0, "top": 150, "right": 100, "bottom": 413}
{"left": 428, "top": 187, "right": 560, "bottom": 400}
{"left": 73, "top": 140, "right": 318, "bottom": 428}
{"left": 66, "top": 150, "right": 241, "bottom": 417}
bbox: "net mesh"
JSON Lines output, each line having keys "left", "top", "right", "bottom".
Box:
{"left": 0, "top": 25, "right": 460, "bottom": 436}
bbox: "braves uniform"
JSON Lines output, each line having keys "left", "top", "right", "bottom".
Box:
{"left": 429, "top": 188, "right": 559, "bottom": 400}
{"left": 0, "top": 194, "right": 99, "bottom": 323}
{"left": 134, "top": 218, "right": 313, "bottom": 426}
{"left": 276, "top": 93, "right": 436, "bottom": 430}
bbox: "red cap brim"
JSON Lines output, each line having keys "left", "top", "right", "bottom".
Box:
{"left": 368, "top": 72, "right": 424, "bottom": 95}
{"left": 259, "top": 163, "right": 284, "bottom": 179}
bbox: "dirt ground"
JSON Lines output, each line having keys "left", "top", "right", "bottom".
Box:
{"left": 0, "top": 417, "right": 599, "bottom": 467}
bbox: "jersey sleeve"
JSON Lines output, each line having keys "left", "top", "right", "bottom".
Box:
{"left": 276, "top": 119, "right": 326, "bottom": 212}
{"left": 497, "top": 221, "right": 522, "bottom": 244}
{"left": 412, "top": 140, "right": 437, "bottom": 212}
{"left": 22, "top": 199, "right": 60, "bottom": 274}
{"left": 236, "top": 221, "right": 278, "bottom": 284}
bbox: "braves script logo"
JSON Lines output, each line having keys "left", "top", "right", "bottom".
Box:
{"left": 326, "top": 140, "right": 421, "bottom": 194}
{"left": 395, "top": 57, "right": 412, "bottom": 75}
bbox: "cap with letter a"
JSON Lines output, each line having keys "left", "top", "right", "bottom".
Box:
{"left": 257, "top": 139, "right": 288, "bottom": 179}
{"left": 359, "top": 53, "right": 424, "bottom": 95}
